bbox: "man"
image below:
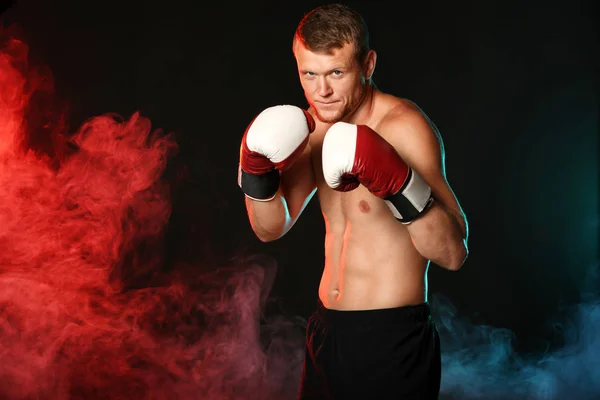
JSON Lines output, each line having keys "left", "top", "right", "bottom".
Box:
{"left": 238, "top": 4, "right": 468, "bottom": 399}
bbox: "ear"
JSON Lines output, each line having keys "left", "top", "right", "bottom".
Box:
{"left": 363, "top": 49, "right": 377, "bottom": 81}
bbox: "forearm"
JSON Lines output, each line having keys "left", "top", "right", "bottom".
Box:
{"left": 406, "top": 200, "right": 468, "bottom": 270}
{"left": 245, "top": 189, "right": 291, "bottom": 242}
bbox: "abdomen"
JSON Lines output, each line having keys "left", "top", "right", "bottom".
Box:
{"left": 318, "top": 188, "right": 429, "bottom": 310}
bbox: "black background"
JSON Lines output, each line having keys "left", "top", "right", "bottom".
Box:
{"left": 1, "top": 0, "right": 598, "bottom": 357}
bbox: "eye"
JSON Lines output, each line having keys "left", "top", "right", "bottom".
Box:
{"left": 332, "top": 70, "right": 343, "bottom": 76}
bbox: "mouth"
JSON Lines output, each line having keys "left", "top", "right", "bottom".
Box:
{"left": 316, "top": 101, "right": 339, "bottom": 107}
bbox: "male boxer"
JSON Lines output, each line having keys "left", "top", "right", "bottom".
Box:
{"left": 238, "top": 4, "right": 468, "bottom": 399}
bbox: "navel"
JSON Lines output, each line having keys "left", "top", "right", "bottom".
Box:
{"left": 358, "top": 200, "right": 371, "bottom": 213}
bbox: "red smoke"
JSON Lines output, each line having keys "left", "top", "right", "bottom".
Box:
{"left": 0, "top": 27, "right": 304, "bottom": 399}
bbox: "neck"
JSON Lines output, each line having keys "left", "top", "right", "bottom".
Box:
{"left": 343, "top": 82, "right": 376, "bottom": 124}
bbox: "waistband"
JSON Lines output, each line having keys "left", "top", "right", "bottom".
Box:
{"left": 314, "top": 299, "right": 431, "bottom": 327}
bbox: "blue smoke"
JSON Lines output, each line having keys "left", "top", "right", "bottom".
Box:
{"left": 432, "top": 263, "right": 600, "bottom": 400}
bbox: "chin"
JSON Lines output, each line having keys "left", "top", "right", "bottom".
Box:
{"left": 315, "top": 109, "right": 343, "bottom": 124}
{"left": 318, "top": 116, "right": 340, "bottom": 124}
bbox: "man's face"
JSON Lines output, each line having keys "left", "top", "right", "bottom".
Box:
{"left": 294, "top": 41, "right": 366, "bottom": 123}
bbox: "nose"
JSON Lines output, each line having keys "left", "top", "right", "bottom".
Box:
{"left": 317, "top": 77, "right": 333, "bottom": 98}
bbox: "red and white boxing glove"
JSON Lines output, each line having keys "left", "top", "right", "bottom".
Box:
{"left": 238, "top": 105, "right": 315, "bottom": 201}
{"left": 322, "top": 122, "right": 433, "bottom": 224}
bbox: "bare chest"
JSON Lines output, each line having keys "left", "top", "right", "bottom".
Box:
{"left": 309, "top": 134, "right": 393, "bottom": 227}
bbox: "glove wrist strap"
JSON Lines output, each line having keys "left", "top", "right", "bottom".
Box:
{"left": 384, "top": 168, "right": 433, "bottom": 224}
{"left": 238, "top": 166, "right": 280, "bottom": 201}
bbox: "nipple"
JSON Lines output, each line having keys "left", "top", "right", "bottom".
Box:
{"left": 358, "top": 200, "right": 371, "bottom": 213}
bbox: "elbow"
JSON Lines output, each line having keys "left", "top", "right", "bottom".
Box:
{"left": 249, "top": 220, "right": 286, "bottom": 243}
{"left": 254, "top": 226, "right": 287, "bottom": 243}
{"left": 255, "top": 218, "right": 295, "bottom": 242}
{"left": 257, "top": 233, "right": 279, "bottom": 243}
{"left": 255, "top": 230, "right": 281, "bottom": 243}
{"left": 446, "top": 240, "right": 469, "bottom": 271}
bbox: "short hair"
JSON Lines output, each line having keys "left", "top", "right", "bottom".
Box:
{"left": 293, "top": 4, "right": 370, "bottom": 62}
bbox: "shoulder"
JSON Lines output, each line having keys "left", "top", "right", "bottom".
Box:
{"left": 376, "top": 97, "right": 443, "bottom": 153}
{"left": 377, "top": 98, "right": 436, "bottom": 135}
{"left": 372, "top": 97, "right": 446, "bottom": 176}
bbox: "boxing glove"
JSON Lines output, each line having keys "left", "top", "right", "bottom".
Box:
{"left": 238, "top": 105, "right": 315, "bottom": 201}
{"left": 322, "top": 122, "right": 433, "bottom": 224}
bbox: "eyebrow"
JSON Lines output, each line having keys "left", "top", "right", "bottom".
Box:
{"left": 300, "top": 67, "right": 346, "bottom": 74}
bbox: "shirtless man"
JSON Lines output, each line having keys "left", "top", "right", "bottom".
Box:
{"left": 238, "top": 4, "right": 468, "bottom": 399}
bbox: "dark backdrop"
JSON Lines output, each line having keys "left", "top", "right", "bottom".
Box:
{"left": 0, "top": 0, "right": 598, "bottom": 397}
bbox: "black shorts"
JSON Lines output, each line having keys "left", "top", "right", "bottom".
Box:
{"left": 297, "top": 299, "right": 441, "bottom": 400}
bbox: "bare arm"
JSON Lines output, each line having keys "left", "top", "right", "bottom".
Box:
{"left": 245, "top": 142, "right": 317, "bottom": 242}
{"left": 384, "top": 107, "right": 469, "bottom": 271}
{"left": 407, "top": 198, "right": 468, "bottom": 271}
